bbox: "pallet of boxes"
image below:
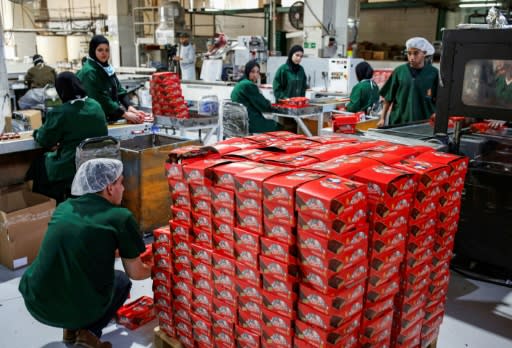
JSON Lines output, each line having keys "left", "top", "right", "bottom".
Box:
{"left": 151, "top": 131, "right": 466, "bottom": 348}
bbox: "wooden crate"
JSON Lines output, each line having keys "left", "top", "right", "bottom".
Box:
{"left": 154, "top": 327, "right": 182, "bottom": 348}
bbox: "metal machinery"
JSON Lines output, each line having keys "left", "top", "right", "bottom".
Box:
{"left": 433, "top": 27, "right": 512, "bottom": 282}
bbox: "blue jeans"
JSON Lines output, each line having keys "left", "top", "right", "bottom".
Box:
{"left": 85, "top": 270, "right": 132, "bottom": 338}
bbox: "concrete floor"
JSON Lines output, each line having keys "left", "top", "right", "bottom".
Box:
{"left": 0, "top": 263, "right": 511, "bottom": 348}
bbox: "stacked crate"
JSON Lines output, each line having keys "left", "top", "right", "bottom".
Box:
{"left": 150, "top": 72, "right": 190, "bottom": 118}
{"left": 294, "top": 175, "right": 369, "bottom": 348}
{"left": 152, "top": 226, "right": 174, "bottom": 337}
{"left": 353, "top": 165, "right": 417, "bottom": 348}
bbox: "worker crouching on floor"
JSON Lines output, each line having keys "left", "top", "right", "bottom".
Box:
{"left": 19, "top": 159, "right": 152, "bottom": 348}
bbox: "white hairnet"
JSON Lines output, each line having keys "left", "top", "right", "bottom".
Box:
{"left": 71, "top": 158, "right": 123, "bottom": 196}
{"left": 406, "top": 37, "right": 435, "bottom": 56}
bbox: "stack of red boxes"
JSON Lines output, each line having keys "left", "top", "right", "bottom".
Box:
{"left": 413, "top": 152, "right": 468, "bottom": 348}
{"left": 353, "top": 165, "right": 417, "bottom": 348}
{"left": 152, "top": 226, "right": 174, "bottom": 337}
{"left": 294, "top": 175, "right": 369, "bottom": 348}
{"left": 150, "top": 72, "right": 189, "bottom": 118}
{"left": 390, "top": 159, "right": 451, "bottom": 348}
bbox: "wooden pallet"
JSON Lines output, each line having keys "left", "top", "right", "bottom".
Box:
{"left": 153, "top": 326, "right": 182, "bottom": 348}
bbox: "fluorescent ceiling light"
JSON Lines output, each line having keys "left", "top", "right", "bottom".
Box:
{"left": 459, "top": 2, "right": 502, "bottom": 8}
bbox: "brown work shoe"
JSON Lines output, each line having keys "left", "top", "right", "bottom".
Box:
{"left": 74, "top": 329, "right": 112, "bottom": 348}
{"left": 63, "top": 329, "right": 77, "bottom": 343}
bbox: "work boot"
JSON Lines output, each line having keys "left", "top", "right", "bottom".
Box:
{"left": 75, "top": 329, "right": 112, "bottom": 348}
{"left": 63, "top": 329, "right": 77, "bottom": 344}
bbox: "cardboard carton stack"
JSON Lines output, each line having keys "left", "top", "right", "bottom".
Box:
{"left": 150, "top": 72, "right": 189, "bottom": 118}
{"left": 151, "top": 132, "right": 468, "bottom": 348}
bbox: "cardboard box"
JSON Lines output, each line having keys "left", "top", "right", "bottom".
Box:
{"left": 211, "top": 161, "right": 263, "bottom": 191}
{"left": 9, "top": 109, "right": 43, "bottom": 131}
{"left": 235, "top": 165, "right": 292, "bottom": 201}
{"left": 263, "top": 171, "right": 324, "bottom": 208}
{"left": 0, "top": 190, "right": 55, "bottom": 269}
{"left": 298, "top": 282, "right": 365, "bottom": 315}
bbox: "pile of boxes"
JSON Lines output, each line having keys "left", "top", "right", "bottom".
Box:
{"left": 150, "top": 72, "right": 190, "bottom": 118}
{"left": 151, "top": 131, "right": 467, "bottom": 348}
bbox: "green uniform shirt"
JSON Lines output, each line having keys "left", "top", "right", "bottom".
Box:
{"left": 19, "top": 194, "right": 145, "bottom": 329}
{"left": 346, "top": 79, "right": 380, "bottom": 113}
{"left": 272, "top": 63, "right": 308, "bottom": 101}
{"left": 231, "top": 78, "right": 281, "bottom": 133}
{"left": 495, "top": 76, "right": 512, "bottom": 106}
{"left": 76, "top": 59, "right": 128, "bottom": 122}
{"left": 380, "top": 63, "right": 439, "bottom": 125}
{"left": 33, "top": 97, "right": 108, "bottom": 184}
{"left": 25, "top": 65, "right": 57, "bottom": 89}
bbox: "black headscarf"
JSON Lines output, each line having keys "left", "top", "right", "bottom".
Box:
{"left": 244, "top": 60, "right": 260, "bottom": 81}
{"left": 287, "top": 45, "right": 304, "bottom": 73}
{"left": 55, "top": 71, "right": 87, "bottom": 103}
{"left": 33, "top": 54, "right": 44, "bottom": 66}
{"left": 88, "top": 35, "right": 110, "bottom": 67}
{"left": 355, "top": 61, "right": 374, "bottom": 81}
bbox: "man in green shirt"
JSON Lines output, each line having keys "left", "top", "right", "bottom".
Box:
{"left": 19, "top": 159, "right": 151, "bottom": 348}
{"left": 378, "top": 37, "right": 439, "bottom": 127}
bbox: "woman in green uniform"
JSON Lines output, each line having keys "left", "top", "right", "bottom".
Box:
{"left": 19, "top": 159, "right": 151, "bottom": 348}
{"left": 272, "top": 45, "right": 308, "bottom": 101}
{"left": 26, "top": 72, "right": 108, "bottom": 203}
{"left": 77, "top": 35, "right": 146, "bottom": 124}
{"left": 346, "top": 61, "right": 380, "bottom": 113}
{"left": 378, "top": 37, "right": 439, "bottom": 127}
{"left": 231, "top": 60, "right": 282, "bottom": 133}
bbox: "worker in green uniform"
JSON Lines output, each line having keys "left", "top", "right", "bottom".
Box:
{"left": 24, "top": 54, "right": 57, "bottom": 89}
{"left": 346, "top": 61, "right": 380, "bottom": 113}
{"left": 19, "top": 159, "right": 151, "bottom": 348}
{"left": 378, "top": 37, "right": 439, "bottom": 127}
{"left": 26, "top": 72, "right": 108, "bottom": 203}
{"left": 272, "top": 45, "right": 308, "bottom": 101}
{"left": 77, "top": 35, "right": 147, "bottom": 124}
{"left": 231, "top": 60, "right": 282, "bottom": 133}
{"left": 495, "top": 62, "right": 512, "bottom": 105}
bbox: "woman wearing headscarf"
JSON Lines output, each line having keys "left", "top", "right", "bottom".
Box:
{"left": 77, "top": 35, "right": 146, "bottom": 124}
{"left": 272, "top": 45, "right": 308, "bottom": 101}
{"left": 26, "top": 72, "right": 108, "bottom": 203}
{"left": 345, "top": 61, "right": 380, "bottom": 113}
{"left": 231, "top": 60, "right": 282, "bottom": 133}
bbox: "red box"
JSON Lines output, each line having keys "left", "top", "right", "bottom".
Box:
{"left": 366, "top": 276, "right": 400, "bottom": 303}
{"left": 214, "top": 333, "right": 236, "bottom": 348}
{"left": 236, "top": 279, "right": 263, "bottom": 302}
{"left": 212, "top": 205, "right": 236, "bottom": 225}
{"left": 192, "top": 212, "right": 213, "bottom": 234}
{"left": 403, "top": 262, "right": 432, "bottom": 287}
{"left": 261, "top": 289, "right": 294, "bottom": 318}
{"left": 263, "top": 170, "right": 324, "bottom": 207}
{"left": 192, "top": 197, "right": 212, "bottom": 216}
{"left": 296, "top": 175, "right": 367, "bottom": 221}
{"left": 211, "top": 186, "right": 235, "bottom": 211}
{"left": 264, "top": 220, "right": 296, "bottom": 245}
{"left": 191, "top": 243, "right": 213, "bottom": 265}
{"left": 353, "top": 165, "right": 416, "bottom": 201}
{"left": 259, "top": 255, "right": 299, "bottom": 283}
{"left": 237, "top": 210, "right": 263, "bottom": 235}
{"left": 357, "top": 150, "right": 402, "bottom": 165}
{"left": 393, "top": 159, "right": 450, "bottom": 190}
{"left": 190, "top": 183, "right": 211, "bottom": 201}
{"left": 191, "top": 228, "right": 213, "bottom": 247}
{"left": 359, "top": 327, "right": 392, "bottom": 348}
{"left": 297, "top": 213, "right": 366, "bottom": 242}
{"left": 235, "top": 243, "right": 259, "bottom": 267}
{"left": 173, "top": 249, "right": 191, "bottom": 266}
{"left": 172, "top": 193, "right": 191, "bottom": 209}
{"left": 298, "top": 281, "right": 365, "bottom": 315}
{"left": 191, "top": 257, "right": 212, "bottom": 280}
{"left": 393, "top": 319, "right": 423, "bottom": 345}
{"left": 295, "top": 320, "right": 354, "bottom": 348}
{"left": 364, "top": 294, "right": 395, "bottom": 321}
{"left": 371, "top": 229, "right": 406, "bottom": 255}
{"left": 212, "top": 252, "right": 236, "bottom": 276}
{"left": 261, "top": 325, "right": 293, "bottom": 347}
{"left": 415, "top": 151, "right": 468, "bottom": 178}
{"left": 299, "top": 240, "right": 367, "bottom": 277}
{"left": 212, "top": 311, "right": 235, "bottom": 334}
{"left": 297, "top": 226, "right": 368, "bottom": 259}
{"left": 368, "top": 195, "right": 412, "bottom": 221}
{"left": 214, "top": 283, "right": 238, "bottom": 305}
{"left": 371, "top": 215, "right": 408, "bottom": 237}
{"left": 116, "top": 296, "right": 155, "bottom": 330}
{"left": 297, "top": 302, "right": 362, "bottom": 331}
{"left": 213, "top": 268, "right": 236, "bottom": 291}
{"left": 301, "top": 259, "right": 367, "bottom": 294}
{"left": 439, "top": 189, "right": 462, "bottom": 207}
{"left": 173, "top": 293, "right": 192, "bottom": 312}
{"left": 306, "top": 155, "right": 381, "bottom": 178}
{"left": 235, "top": 260, "right": 261, "bottom": 287}
{"left": 261, "top": 307, "right": 294, "bottom": 337}
{"left": 152, "top": 267, "right": 171, "bottom": 286}
{"left": 405, "top": 247, "right": 433, "bottom": 270}
{"left": 194, "top": 274, "right": 214, "bottom": 294}
{"left": 236, "top": 195, "right": 263, "bottom": 216}
{"left": 214, "top": 233, "right": 235, "bottom": 257}
{"left": 261, "top": 153, "right": 320, "bottom": 168}
{"left": 260, "top": 236, "right": 298, "bottom": 264}
{"left": 223, "top": 148, "right": 275, "bottom": 162}
{"left": 368, "top": 144, "right": 423, "bottom": 159}
{"left": 409, "top": 216, "right": 436, "bottom": 238}
{"left": 407, "top": 233, "right": 435, "bottom": 256}
{"left": 171, "top": 206, "right": 192, "bottom": 225}
{"left": 192, "top": 288, "right": 213, "bottom": 311}
{"left": 233, "top": 227, "right": 260, "bottom": 252}
{"left": 175, "top": 266, "right": 193, "bottom": 283}
{"left": 238, "top": 308, "right": 262, "bottom": 334}
{"left": 213, "top": 297, "right": 237, "bottom": 320}
{"left": 361, "top": 309, "right": 393, "bottom": 339}
{"left": 301, "top": 142, "right": 368, "bottom": 161}
{"left": 211, "top": 161, "right": 263, "bottom": 191}
{"left": 190, "top": 312, "right": 212, "bottom": 336}
{"left": 153, "top": 225, "right": 171, "bottom": 244}
{"left": 165, "top": 161, "right": 184, "bottom": 181}
{"left": 239, "top": 296, "right": 263, "bottom": 318}
{"left": 263, "top": 201, "right": 296, "bottom": 226}
{"left": 169, "top": 179, "right": 189, "bottom": 198}
{"left": 213, "top": 218, "right": 235, "bottom": 240}
{"left": 170, "top": 219, "right": 190, "bottom": 241}
{"left": 235, "top": 165, "right": 292, "bottom": 201}
{"left": 183, "top": 159, "right": 231, "bottom": 185}
{"left": 235, "top": 325, "right": 260, "bottom": 347}
{"left": 262, "top": 273, "right": 298, "bottom": 300}
{"left": 370, "top": 246, "right": 404, "bottom": 271}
